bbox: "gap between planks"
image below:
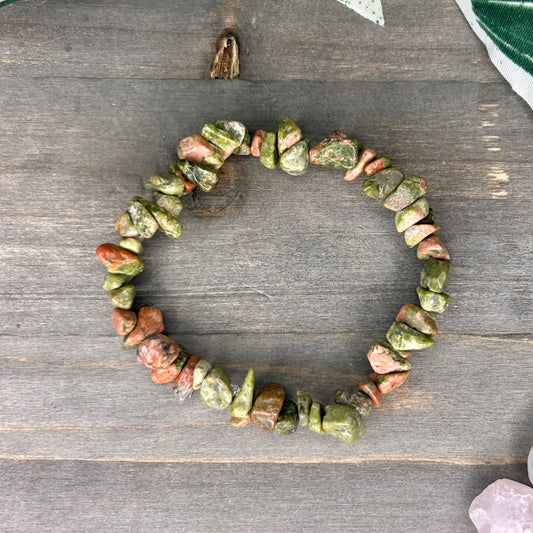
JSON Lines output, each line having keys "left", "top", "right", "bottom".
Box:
{"left": 0, "top": 454, "right": 527, "bottom": 467}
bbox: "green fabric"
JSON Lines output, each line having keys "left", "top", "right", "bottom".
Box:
{"left": 473, "top": 0, "right": 533, "bottom": 76}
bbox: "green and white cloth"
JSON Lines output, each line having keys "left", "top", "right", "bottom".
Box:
{"left": 454, "top": 0, "right": 533, "bottom": 109}
{"left": 337, "top": 0, "right": 533, "bottom": 110}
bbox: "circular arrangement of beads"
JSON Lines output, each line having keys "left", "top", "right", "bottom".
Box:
{"left": 96, "top": 117, "right": 452, "bottom": 443}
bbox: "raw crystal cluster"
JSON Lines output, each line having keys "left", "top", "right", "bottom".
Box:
{"left": 469, "top": 478, "right": 533, "bottom": 533}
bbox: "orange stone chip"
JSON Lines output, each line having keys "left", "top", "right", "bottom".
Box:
{"left": 359, "top": 379, "right": 382, "bottom": 407}
{"left": 123, "top": 307, "right": 164, "bottom": 347}
{"left": 375, "top": 371, "right": 411, "bottom": 394}
{"left": 151, "top": 365, "right": 181, "bottom": 384}
{"left": 111, "top": 308, "right": 137, "bottom": 336}
{"left": 417, "top": 234, "right": 451, "bottom": 260}
{"left": 251, "top": 130, "right": 266, "bottom": 157}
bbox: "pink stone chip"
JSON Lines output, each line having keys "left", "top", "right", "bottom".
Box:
{"left": 469, "top": 478, "right": 533, "bottom": 533}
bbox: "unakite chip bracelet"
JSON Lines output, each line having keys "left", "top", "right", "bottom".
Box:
{"left": 96, "top": 117, "right": 452, "bottom": 444}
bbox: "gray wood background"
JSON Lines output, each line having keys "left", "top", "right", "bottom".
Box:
{"left": 1, "top": 1, "right": 532, "bottom": 531}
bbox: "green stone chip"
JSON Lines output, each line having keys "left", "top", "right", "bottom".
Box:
{"left": 316, "top": 139, "right": 358, "bottom": 170}
{"left": 128, "top": 198, "right": 159, "bottom": 239}
{"left": 153, "top": 192, "right": 183, "bottom": 218}
{"left": 362, "top": 168, "right": 404, "bottom": 201}
{"left": 176, "top": 160, "right": 219, "bottom": 192}
{"left": 308, "top": 402, "right": 324, "bottom": 433}
{"left": 279, "top": 139, "right": 309, "bottom": 176}
{"left": 386, "top": 321, "right": 435, "bottom": 351}
{"left": 274, "top": 398, "right": 299, "bottom": 435}
{"left": 199, "top": 368, "right": 233, "bottom": 410}
{"left": 420, "top": 257, "right": 450, "bottom": 293}
{"left": 109, "top": 284, "right": 136, "bottom": 310}
{"left": 102, "top": 272, "right": 132, "bottom": 291}
{"left": 322, "top": 404, "right": 365, "bottom": 443}
{"left": 119, "top": 238, "right": 143, "bottom": 255}
{"left": 259, "top": 131, "right": 279, "bottom": 169}
{"left": 133, "top": 196, "right": 183, "bottom": 240}
{"left": 395, "top": 198, "right": 430, "bottom": 233}
{"left": 297, "top": 391, "right": 313, "bottom": 427}
{"left": 192, "top": 359, "right": 212, "bottom": 390}
{"left": 383, "top": 175, "right": 428, "bottom": 211}
{"left": 417, "top": 286, "right": 451, "bottom": 313}
{"left": 230, "top": 367, "right": 255, "bottom": 419}
{"left": 144, "top": 172, "right": 185, "bottom": 196}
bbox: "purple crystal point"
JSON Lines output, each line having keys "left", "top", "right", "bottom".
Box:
{"left": 469, "top": 479, "right": 533, "bottom": 532}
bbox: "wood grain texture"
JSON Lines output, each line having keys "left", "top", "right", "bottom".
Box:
{"left": 0, "top": 0, "right": 532, "bottom": 532}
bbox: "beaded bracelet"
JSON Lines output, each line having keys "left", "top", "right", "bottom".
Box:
{"left": 95, "top": 117, "right": 451, "bottom": 443}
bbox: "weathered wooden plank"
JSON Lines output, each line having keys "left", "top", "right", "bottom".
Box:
{"left": 1, "top": 335, "right": 531, "bottom": 462}
{"left": 1, "top": 78, "right": 531, "bottom": 173}
{"left": 0, "top": 459, "right": 529, "bottom": 533}
{"left": 0, "top": 0, "right": 502, "bottom": 83}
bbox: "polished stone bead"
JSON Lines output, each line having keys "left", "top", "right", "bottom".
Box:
{"left": 364, "top": 157, "right": 391, "bottom": 177}
{"left": 144, "top": 172, "right": 185, "bottom": 196}
{"left": 96, "top": 243, "right": 145, "bottom": 277}
{"left": 111, "top": 308, "right": 137, "bottom": 336}
{"left": 420, "top": 257, "right": 450, "bottom": 293}
{"left": 279, "top": 139, "right": 309, "bottom": 176}
{"left": 359, "top": 379, "right": 382, "bottom": 407}
{"left": 128, "top": 198, "right": 159, "bottom": 239}
{"left": 192, "top": 359, "right": 213, "bottom": 390}
{"left": 153, "top": 192, "right": 183, "bottom": 219}
{"left": 201, "top": 123, "right": 240, "bottom": 159}
{"left": 297, "top": 391, "right": 313, "bottom": 427}
{"left": 230, "top": 367, "right": 255, "bottom": 419}
{"left": 404, "top": 224, "right": 440, "bottom": 247}
{"left": 334, "top": 390, "right": 372, "bottom": 417}
{"left": 132, "top": 196, "right": 183, "bottom": 240}
{"left": 251, "top": 382, "right": 286, "bottom": 432}
{"left": 199, "top": 368, "right": 233, "bottom": 410}
{"left": 109, "top": 284, "right": 135, "bottom": 310}
{"left": 417, "top": 286, "right": 451, "bottom": 313}
{"left": 469, "top": 478, "right": 533, "bottom": 533}
{"left": 176, "top": 160, "right": 219, "bottom": 192}
{"left": 417, "top": 234, "right": 451, "bottom": 260}
{"left": 367, "top": 343, "right": 412, "bottom": 374}
{"left": 173, "top": 355, "right": 200, "bottom": 402}
{"left": 274, "top": 398, "right": 299, "bottom": 435}
{"left": 115, "top": 211, "right": 140, "bottom": 238}
{"left": 259, "top": 131, "right": 279, "bottom": 169}
{"left": 322, "top": 404, "right": 365, "bottom": 443}
{"left": 119, "top": 237, "right": 143, "bottom": 255}
{"left": 277, "top": 116, "right": 303, "bottom": 154}
{"left": 178, "top": 135, "right": 224, "bottom": 169}
{"left": 137, "top": 333, "right": 180, "bottom": 370}
{"left": 373, "top": 371, "right": 411, "bottom": 394}
{"left": 308, "top": 402, "right": 324, "bottom": 433}
{"left": 384, "top": 176, "right": 428, "bottom": 211}
{"left": 362, "top": 168, "right": 404, "bottom": 200}
{"left": 394, "top": 198, "right": 430, "bottom": 232}
{"left": 396, "top": 303, "right": 438, "bottom": 336}
{"left": 123, "top": 306, "right": 164, "bottom": 348}
{"left": 386, "top": 321, "right": 435, "bottom": 351}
